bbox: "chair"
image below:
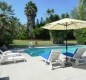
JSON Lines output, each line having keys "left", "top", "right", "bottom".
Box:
{"left": 0, "top": 50, "right": 21, "bottom": 57}
{"left": 0, "top": 53, "right": 26, "bottom": 65}
{"left": 40, "top": 49, "right": 66, "bottom": 69}
{"left": 63, "top": 48, "right": 86, "bottom": 65}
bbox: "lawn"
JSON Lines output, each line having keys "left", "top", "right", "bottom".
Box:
{"left": 13, "top": 39, "right": 77, "bottom": 47}
{"left": 13, "top": 40, "right": 53, "bottom": 46}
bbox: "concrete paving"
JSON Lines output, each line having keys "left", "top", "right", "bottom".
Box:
{"left": 0, "top": 53, "right": 86, "bottom": 80}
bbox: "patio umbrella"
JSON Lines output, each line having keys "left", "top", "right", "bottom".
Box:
{"left": 42, "top": 18, "right": 86, "bottom": 66}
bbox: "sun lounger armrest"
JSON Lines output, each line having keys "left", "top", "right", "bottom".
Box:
{"left": 3, "top": 51, "right": 12, "bottom": 53}
{"left": 69, "top": 58, "right": 76, "bottom": 62}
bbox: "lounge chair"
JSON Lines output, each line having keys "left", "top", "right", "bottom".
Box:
{"left": 40, "top": 49, "right": 66, "bottom": 69}
{"left": 0, "top": 50, "right": 21, "bottom": 57}
{"left": 0, "top": 53, "right": 26, "bottom": 65}
{"left": 63, "top": 48, "right": 86, "bottom": 65}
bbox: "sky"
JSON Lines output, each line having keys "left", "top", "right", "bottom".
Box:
{"left": 1, "top": 0, "right": 78, "bottom": 24}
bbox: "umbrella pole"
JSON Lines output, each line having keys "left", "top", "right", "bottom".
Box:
{"left": 65, "top": 23, "right": 68, "bottom": 64}
{"left": 65, "top": 23, "right": 71, "bottom": 67}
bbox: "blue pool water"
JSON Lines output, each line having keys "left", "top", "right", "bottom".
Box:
{"left": 24, "top": 45, "right": 86, "bottom": 56}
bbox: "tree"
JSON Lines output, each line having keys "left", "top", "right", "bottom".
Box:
{"left": 71, "top": 0, "right": 86, "bottom": 44}
{"left": 24, "top": 1, "right": 37, "bottom": 39}
{"left": 0, "top": 1, "right": 14, "bottom": 16}
{"left": 46, "top": 14, "right": 60, "bottom": 23}
{"left": 46, "top": 9, "right": 55, "bottom": 23}
{"left": 33, "top": 17, "right": 49, "bottom": 39}
{"left": 35, "top": 19, "right": 39, "bottom": 27}
{"left": 46, "top": 9, "right": 60, "bottom": 23}
{"left": 45, "top": 9, "right": 66, "bottom": 43}
{"left": 46, "top": 9, "right": 54, "bottom": 17}
{"left": 71, "top": 7, "right": 79, "bottom": 19}
{"left": 78, "top": 0, "right": 86, "bottom": 20}
{"left": 0, "top": 1, "right": 14, "bottom": 46}
{"left": 10, "top": 17, "right": 28, "bottom": 39}
{"left": 61, "top": 13, "right": 70, "bottom": 19}
{"left": 71, "top": 0, "right": 86, "bottom": 20}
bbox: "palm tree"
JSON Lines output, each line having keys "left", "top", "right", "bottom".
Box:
{"left": 0, "top": 1, "right": 15, "bottom": 45}
{"left": 24, "top": 1, "right": 37, "bottom": 38}
{"left": 61, "top": 13, "right": 70, "bottom": 19}
{"left": 46, "top": 9, "right": 54, "bottom": 18}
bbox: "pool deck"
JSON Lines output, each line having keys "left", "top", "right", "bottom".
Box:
{"left": 0, "top": 53, "right": 86, "bottom": 80}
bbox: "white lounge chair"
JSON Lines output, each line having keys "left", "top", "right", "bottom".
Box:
{"left": 63, "top": 48, "right": 86, "bottom": 65}
{"left": 0, "top": 53, "right": 26, "bottom": 65}
{"left": 0, "top": 50, "right": 21, "bottom": 57}
{"left": 40, "top": 50, "right": 66, "bottom": 69}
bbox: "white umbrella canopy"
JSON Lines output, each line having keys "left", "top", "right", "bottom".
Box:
{"left": 43, "top": 18, "right": 86, "bottom": 30}
{"left": 42, "top": 18, "right": 86, "bottom": 66}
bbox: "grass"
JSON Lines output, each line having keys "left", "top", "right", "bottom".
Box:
{"left": 64, "top": 40, "right": 77, "bottom": 44}
{"left": 13, "top": 39, "right": 77, "bottom": 47}
{"left": 13, "top": 40, "right": 54, "bottom": 46}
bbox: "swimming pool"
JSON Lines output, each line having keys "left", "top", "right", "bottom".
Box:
{"left": 24, "top": 45, "right": 86, "bottom": 56}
